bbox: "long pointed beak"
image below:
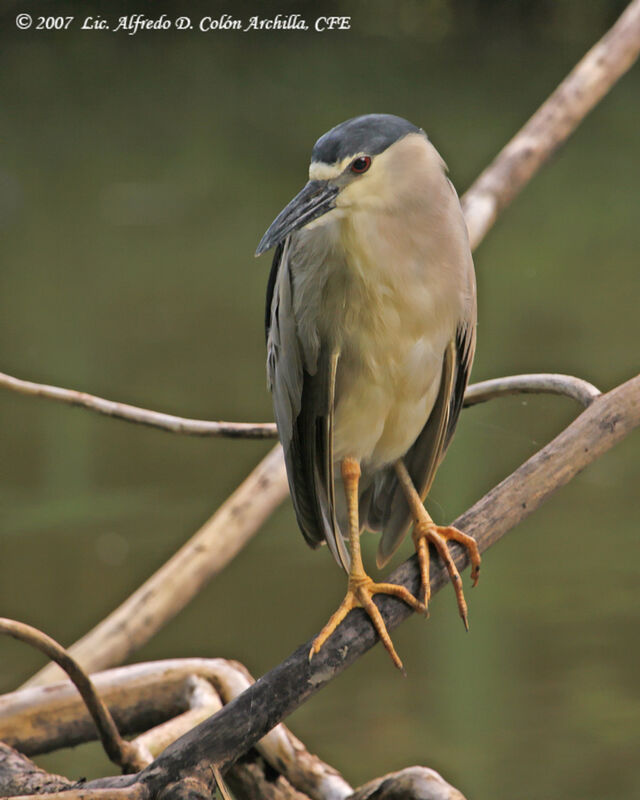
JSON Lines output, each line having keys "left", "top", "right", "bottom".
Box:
{"left": 255, "top": 180, "right": 338, "bottom": 256}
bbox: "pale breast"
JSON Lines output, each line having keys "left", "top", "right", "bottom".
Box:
{"left": 327, "top": 214, "right": 461, "bottom": 468}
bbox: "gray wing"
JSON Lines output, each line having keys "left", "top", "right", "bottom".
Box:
{"left": 266, "top": 239, "right": 350, "bottom": 571}
{"left": 361, "top": 320, "right": 476, "bottom": 568}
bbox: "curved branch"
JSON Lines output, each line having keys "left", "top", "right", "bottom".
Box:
{"left": 463, "top": 373, "right": 601, "bottom": 408}
{"left": 0, "top": 619, "right": 148, "bottom": 774}
{"left": 347, "top": 767, "right": 466, "bottom": 800}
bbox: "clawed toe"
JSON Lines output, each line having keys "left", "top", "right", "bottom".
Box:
{"left": 413, "top": 522, "right": 480, "bottom": 630}
{"left": 310, "top": 575, "right": 424, "bottom": 671}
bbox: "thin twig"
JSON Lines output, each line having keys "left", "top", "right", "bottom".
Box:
{"left": 0, "top": 370, "right": 277, "bottom": 439}
{"left": 0, "top": 371, "right": 600, "bottom": 439}
{"left": 0, "top": 619, "right": 148, "bottom": 774}
{"left": 212, "top": 766, "right": 233, "bottom": 800}
{"left": 464, "top": 373, "right": 601, "bottom": 408}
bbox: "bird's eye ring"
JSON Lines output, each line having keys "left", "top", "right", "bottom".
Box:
{"left": 350, "top": 156, "right": 371, "bottom": 174}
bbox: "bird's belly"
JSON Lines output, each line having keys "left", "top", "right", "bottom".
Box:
{"left": 332, "top": 329, "right": 443, "bottom": 469}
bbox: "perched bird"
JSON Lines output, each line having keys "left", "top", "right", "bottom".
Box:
{"left": 256, "top": 114, "right": 480, "bottom": 670}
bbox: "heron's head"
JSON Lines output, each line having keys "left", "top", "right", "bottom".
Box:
{"left": 256, "top": 114, "right": 439, "bottom": 255}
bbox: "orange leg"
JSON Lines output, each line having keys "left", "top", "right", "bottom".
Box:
{"left": 309, "top": 457, "right": 425, "bottom": 671}
{"left": 394, "top": 460, "right": 481, "bottom": 629}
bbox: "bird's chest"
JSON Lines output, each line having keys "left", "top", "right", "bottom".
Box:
{"left": 315, "top": 219, "right": 457, "bottom": 464}
{"left": 324, "top": 218, "right": 455, "bottom": 392}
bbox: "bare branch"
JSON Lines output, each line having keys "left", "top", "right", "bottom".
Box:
{"left": 225, "top": 758, "right": 311, "bottom": 800}
{"left": 464, "top": 373, "right": 601, "bottom": 408}
{"left": 461, "top": 0, "right": 640, "bottom": 248}
{"left": 1, "top": 661, "right": 469, "bottom": 799}
{"left": 0, "top": 371, "right": 600, "bottom": 439}
{"left": 0, "top": 371, "right": 277, "bottom": 439}
{"left": 4, "top": 660, "right": 215, "bottom": 756}
{"left": 0, "top": 619, "right": 147, "bottom": 774}
{"left": 132, "top": 676, "right": 223, "bottom": 763}
{"left": 3, "top": 659, "right": 352, "bottom": 800}
{"left": 0, "top": 738, "right": 465, "bottom": 800}
{"left": 7, "top": 371, "right": 621, "bottom": 797}
{"left": 346, "top": 767, "right": 466, "bottom": 800}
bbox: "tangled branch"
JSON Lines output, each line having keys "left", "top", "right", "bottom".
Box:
{"left": 1, "top": 658, "right": 463, "bottom": 799}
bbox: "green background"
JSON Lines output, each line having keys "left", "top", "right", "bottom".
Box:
{"left": 0, "top": 2, "right": 638, "bottom": 798}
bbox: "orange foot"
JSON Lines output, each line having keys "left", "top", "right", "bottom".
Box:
{"left": 413, "top": 522, "right": 481, "bottom": 630}
{"left": 309, "top": 573, "right": 425, "bottom": 672}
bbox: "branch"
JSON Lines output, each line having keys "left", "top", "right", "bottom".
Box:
{"left": 6, "top": 789, "right": 146, "bottom": 800}
{"left": 0, "top": 371, "right": 599, "bottom": 438}
{"left": 7, "top": 659, "right": 455, "bottom": 799}
{"left": 77, "top": 374, "right": 638, "bottom": 796}
{"left": 0, "top": 371, "right": 277, "bottom": 439}
{"left": 0, "top": 743, "right": 73, "bottom": 797}
{"left": 463, "top": 373, "right": 600, "bottom": 408}
{"left": 2, "top": 659, "right": 353, "bottom": 800}
{"left": 346, "top": 767, "right": 466, "bottom": 800}
{"left": 0, "top": 620, "right": 147, "bottom": 774}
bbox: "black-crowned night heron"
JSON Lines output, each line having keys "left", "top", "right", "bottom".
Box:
{"left": 256, "top": 114, "right": 481, "bottom": 670}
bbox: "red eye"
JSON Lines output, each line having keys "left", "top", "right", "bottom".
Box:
{"left": 350, "top": 156, "right": 371, "bottom": 174}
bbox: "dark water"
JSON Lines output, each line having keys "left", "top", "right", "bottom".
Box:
{"left": 0, "top": 13, "right": 638, "bottom": 800}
